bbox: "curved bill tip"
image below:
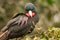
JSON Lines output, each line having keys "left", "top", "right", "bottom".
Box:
{"left": 29, "top": 10, "right": 32, "bottom": 17}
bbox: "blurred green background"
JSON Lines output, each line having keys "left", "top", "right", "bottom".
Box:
{"left": 0, "top": 0, "right": 60, "bottom": 40}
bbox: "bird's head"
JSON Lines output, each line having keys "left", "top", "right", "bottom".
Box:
{"left": 24, "top": 3, "right": 37, "bottom": 17}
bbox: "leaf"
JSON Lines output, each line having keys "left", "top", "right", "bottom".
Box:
{"left": 41, "top": 38, "right": 47, "bottom": 40}
{"left": 58, "top": 35, "right": 60, "bottom": 38}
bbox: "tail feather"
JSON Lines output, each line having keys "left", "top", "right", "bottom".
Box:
{"left": 0, "top": 30, "right": 10, "bottom": 40}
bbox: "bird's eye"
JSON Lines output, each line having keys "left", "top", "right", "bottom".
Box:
{"left": 26, "top": 9, "right": 29, "bottom": 11}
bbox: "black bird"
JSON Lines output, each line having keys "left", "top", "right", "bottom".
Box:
{"left": 0, "top": 3, "right": 39, "bottom": 40}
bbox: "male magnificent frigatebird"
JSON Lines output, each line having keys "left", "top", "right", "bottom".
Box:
{"left": 0, "top": 3, "right": 39, "bottom": 40}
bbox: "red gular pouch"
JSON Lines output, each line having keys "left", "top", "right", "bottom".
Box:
{"left": 26, "top": 12, "right": 35, "bottom": 17}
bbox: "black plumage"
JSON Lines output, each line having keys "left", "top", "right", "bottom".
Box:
{"left": 0, "top": 3, "right": 39, "bottom": 40}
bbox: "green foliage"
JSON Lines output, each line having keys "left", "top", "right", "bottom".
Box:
{"left": 30, "top": 0, "right": 36, "bottom": 3}
{"left": 46, "top": 0, "right": 54, "bottom": 5}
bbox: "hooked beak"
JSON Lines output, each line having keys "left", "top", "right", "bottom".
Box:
{"left": 28, "top": 10, "right": 32, "bottom": 17}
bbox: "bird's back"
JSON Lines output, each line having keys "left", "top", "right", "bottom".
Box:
{"left": 8, "top": 15, "right": 38, "bottom": 39}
